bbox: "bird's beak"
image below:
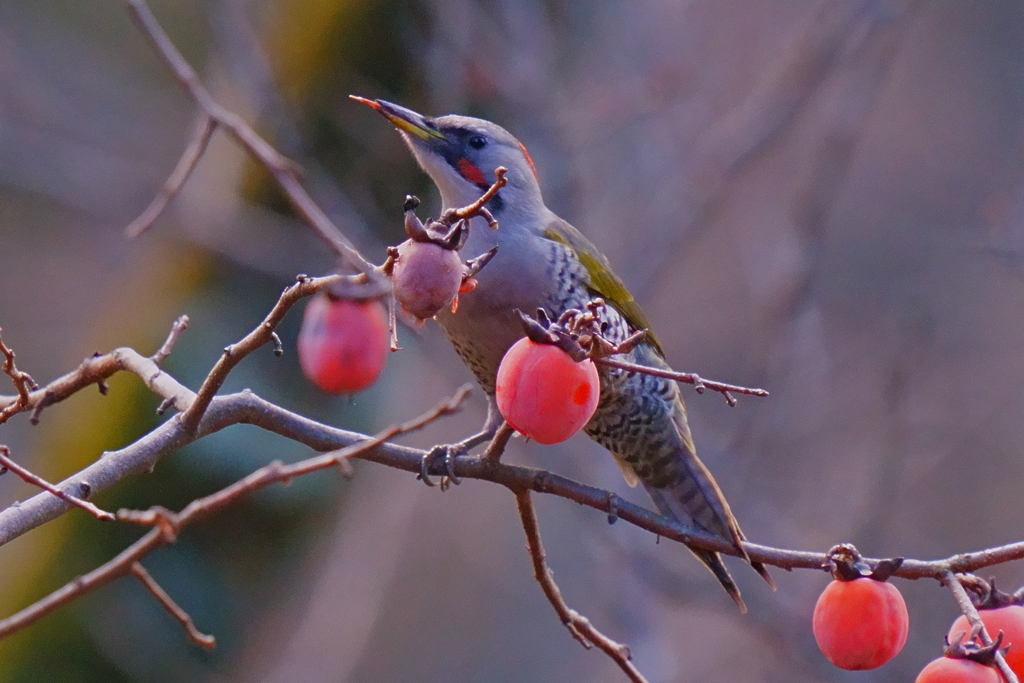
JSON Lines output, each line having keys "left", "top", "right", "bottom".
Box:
{"left": 349, "top": 96, "right": 447, "bottom": 142}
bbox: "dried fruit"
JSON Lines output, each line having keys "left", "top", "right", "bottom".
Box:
{"left": 391, "top": 239, "right": 465, "bottom": 320}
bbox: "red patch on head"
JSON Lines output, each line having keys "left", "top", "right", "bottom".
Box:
{"left": 518, "top": 141, "right": 540, "bottom": 184}
{"left": 456, "top": 157, "right": 487, "bottom": 185}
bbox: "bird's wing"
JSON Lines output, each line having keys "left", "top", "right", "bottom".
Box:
{"left": 541, "top": 218, "right": 665, "bottom": 357}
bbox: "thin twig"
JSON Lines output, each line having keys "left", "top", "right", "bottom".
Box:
{"left": 0, "top": 525, "right": 165, "bottom": 639}
{"left": 481, "top": 421, "right": 514, "bottom": 464}
{"left": 151, "top": 315, "right": 190, "bottom": 364}
{"left": 178, "top": 273, "right": 342, "bottom": 433}
{"left": 319, "top": 383, "right": 472, "bottom": 467}
{"left": 0, "top": 317, "right": 195, "bottom": 424}
{"left": 0, "top": 330, "right": 38, "bottom": 425}
{"left": 130, "top": 562, "right": 216, "bottom": 649}
{"left": 0, "top": 387, "right": 471, "bottom": 639}
{"left": 443, "top": 166, "right": 507, "bottom": 224}
{"left": 0, "top": 447, "right": 115, "bottom": 521}
{"left": 125, "top": 116, "right": 216, "bottom": 238}
{"left": 129, "top": 385, "right": 472, "bottom": 528}
{"left": 387, "top": 293, "right": 401, "bottom": 351}
{"left": 515, "top": 489, "right": 649, "bottom": 683}
{"left": 122, "top": 0, "right": 384, "bottom": 288}
{"left": 1, "top": 273, "right": 339, "bottom": 432}
{"left": 942, "top": 570, "right": 1020, "bottom": 683}
{"left": 595, "top": 357, "right": 768, "bottom": 406}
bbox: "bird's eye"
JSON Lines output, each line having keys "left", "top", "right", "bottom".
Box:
{"left": 469, "top": 135, "right": 487, "bottom": 149}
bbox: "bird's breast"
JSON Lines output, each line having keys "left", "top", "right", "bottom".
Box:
{"left": 435, "top": 227, "right": 585, "bottom": 391}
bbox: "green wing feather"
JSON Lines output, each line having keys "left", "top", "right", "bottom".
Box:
{"left": 542, "top": 220, "right": 664, "bottom": 356}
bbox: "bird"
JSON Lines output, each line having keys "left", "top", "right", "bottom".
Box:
{"left": 352, "top": 96, "right": 772, "bottom": 611}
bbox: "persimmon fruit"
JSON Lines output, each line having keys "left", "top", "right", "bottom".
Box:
{"left": 297, "top": 294, "right": 388, "bottom": 394}
{"left": 812, "top": 576, "right": 909, "bottom": 670}
{"left": 495, "top": 338, "right": 600, "bottom": 444}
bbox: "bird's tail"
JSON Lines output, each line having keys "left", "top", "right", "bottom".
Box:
{"left": 639, "top": 424, "right": 775, "bottom": 612}
{"left": 640, "top": 488, "right": 746, "bottom": 608}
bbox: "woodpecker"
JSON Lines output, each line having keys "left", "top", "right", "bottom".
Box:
{"left": 353, "top": 97, "right": 772, "bottom": 611}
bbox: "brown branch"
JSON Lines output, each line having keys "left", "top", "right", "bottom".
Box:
{"left": 130, "top": 562, "right": 216, "bottom": 649}
{"left": 122, "top": 0, "right": 384, "bottom": 288}
{"left": 122, "top": 385, "right": 471, "bottom": 531}
{"left": 125, "top": 115, "right": 216, "bottom": 238}
{"left": 0, "top": 316, "right": 193, "bottom": 424}
{"left": 4, "top": 369, "right": 1024, "bottom": 667}
{"left": 0, "top": 272, "right": 343, "bottom": 434}
{"left": 443, "top": 166, "right": 507, "bottom": 225}
{"left": 514, "top": 306, "right": 767, "bottom": 408}
{"left": 151, "top": 314, "right": 190, "bottom": 364}
{"left": 6, "top": 373, "right": 1024, "bottom": 578}
{"left": 0, "top": 523, "right": 165, "bottom": 639}
{"left": 594, "top": 357, "right": 768, "bottom": 407}
{"left": 320, "top": 384, "right": 472, "bottom": 465}
{"left": 0, "top": 387, "right": 471, "bottom": 640}
{"left": 482, "top": 421, "right": 514, "bottom": 464}
{"left": 0, "top": 268, "right": 393, "bottom": 542}
{"left": 0, "top": 329, "right": 38, "bottom": 425}
{"left": 942, "top": 570, "right": 1020, "bottom": 683}
{"left": 515, "top": 489, "right": 649, "bottom": 683}
{"left": 0, "top": 447, "right": 114, "bottom": 521}
{"left": 178, "top": 273, "right": 341, "bottom": 433}
{"left": 4, "top": 300, "right": 1024, "bottom": 662}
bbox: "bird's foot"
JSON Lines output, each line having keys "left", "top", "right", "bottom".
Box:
{"left": 419, "top": 400, "right": 505, "bottom": 490}
{"left": 418, "top": 443, "right": 466, "bottom": 491}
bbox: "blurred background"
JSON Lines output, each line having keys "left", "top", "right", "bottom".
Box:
{"left": 2, "top": 0, "right": 1024, "bottom": 680}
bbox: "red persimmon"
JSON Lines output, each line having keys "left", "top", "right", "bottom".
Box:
{"left": 948, "top": 605, "right": 1024, "bottom": 680}
{"left": 812, "top": 577, "right": 909, "bottom": 670}
{"left": 915, "top": 656, "right": 1001, "bottom": 683}
{"left": 495, "top": 338, "right": 600, "bottom": 444}
{"left": 297, "top": 294, "right": 388, "bottom": 394}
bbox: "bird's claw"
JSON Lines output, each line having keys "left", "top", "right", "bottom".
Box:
{"left": 418, "top": 444, "right": 464, "bottom": 491}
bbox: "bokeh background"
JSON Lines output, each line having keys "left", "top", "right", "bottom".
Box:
{"left": 2, "top": 0, "right": 1024, "bottom": 680}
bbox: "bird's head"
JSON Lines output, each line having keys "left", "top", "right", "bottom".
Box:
{"left": 352, "top": 97, "right": 546, "bottom": 222}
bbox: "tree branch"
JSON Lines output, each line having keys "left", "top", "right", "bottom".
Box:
{"left": 6, "top": 370, "right": 1024, "bottom": 580}
{"left": 515, "top": 489, "right": 649, "bottom": 683}
{"left": 0, "top": 329, "right": 38, "bottom": 425}
{"left": 125, "top": 115, "right": 216, "bottom": 238}
{"left": 0, "top": 387, "right": 471, "bottom": 640}
{"left": 942, "top": 570, "right": 1020, "bottom": 683}
{"left": 178, "top": 273, "right": 340, "bottom": 433}
{"left": 122, "top": 0, "right": 383, "bottom": 287}
{"left": 594, "top": 357, "right": 768, "bottom": 407}
{"left": 0, "top": 315, "right": 193, "bottom": 424}
{"left": 5, "top": 313, "right": 1024, "bottom": 683}
{"left": 130, "top": 562, "right": 216, "bottom": 649}
{"left": 0, "top": 447, "right": 114, "bottom": 521}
